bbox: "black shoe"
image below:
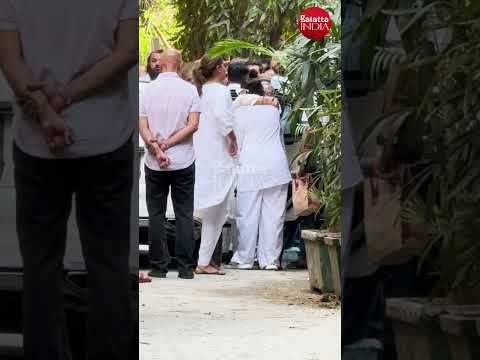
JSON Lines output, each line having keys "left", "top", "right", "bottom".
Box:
{"left": 148, "top": 269, "right": 167, "bottom": 278}
{"left": 178, "top": 270, "right": 194, "bottom": 279}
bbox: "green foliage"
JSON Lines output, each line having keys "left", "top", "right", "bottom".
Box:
{"left": 139, "top": 0, "right": 182, "bottom": 66}
{"left": 284, "top": 1, "right": 341, "bottom": 230}
{"left": 172, "top": 0, "right": 305, "bottom": 60}
{"left": 355, "top": 0, "right": 480, "bottom": 301}
{"left": 208, "top": 39, "right": 278, "bottom": 59}
{"left": 207, "top": 1, "right": 342, "bottom": 230}
{"left": 306, "top": 88, "right": 341, "bottom": 231}
{"left": 141, "top": 0, "right": 342, "bottom": 230}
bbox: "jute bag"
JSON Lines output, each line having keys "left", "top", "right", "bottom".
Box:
{"left": 363, "top": 171, "right": 428, "bottom": 265}
{"left": 292, "top": 175, "right": 317, "bottom": 217}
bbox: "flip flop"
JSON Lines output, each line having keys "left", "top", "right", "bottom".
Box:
{"left": 195, "top": 267, "right": 226, "bottom": 275}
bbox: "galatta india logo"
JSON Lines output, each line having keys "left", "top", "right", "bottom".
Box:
{"left": 298, "top": 7, "right": 332, "bottom": 40}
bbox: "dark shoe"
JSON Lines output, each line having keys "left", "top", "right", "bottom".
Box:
{"left": 148, "top": 269, "right": 167, "bottom": 278}
{"left": 178, "top": 270, "right": 194, "bottom": 279}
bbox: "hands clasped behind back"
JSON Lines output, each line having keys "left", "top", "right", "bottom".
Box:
{"left": 17, "top": 82, "right": 74, "bottom": 154}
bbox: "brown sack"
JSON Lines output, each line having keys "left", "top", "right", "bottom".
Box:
{"left": 292, "top": 175, "right": 318, "bottom": 217}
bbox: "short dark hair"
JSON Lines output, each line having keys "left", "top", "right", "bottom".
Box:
{"left": 249, "top": 69, "right": 259, "bottom": 79}
{"left": 245, "top": 79, "right": 265, "bottom": 96}
{"left": 227, "top": 62, "right": 249, "bottom": 84}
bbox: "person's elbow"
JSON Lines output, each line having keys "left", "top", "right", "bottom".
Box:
{"left": 191, "top": 119, "right": 199, "bottom": 133}
{"left": 188, "top": 113, "right": 200, "bottom": 133}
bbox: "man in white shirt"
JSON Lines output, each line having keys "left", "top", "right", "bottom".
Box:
{"left": 0, "top": 1, "right": 137, "bottom": 359}
{"left": 139, "top": 48, "right": 201, "bottom": 279}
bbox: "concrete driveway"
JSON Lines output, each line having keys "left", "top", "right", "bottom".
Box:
{"left": 139, "top": 269, "right": 340, "bottom": 360}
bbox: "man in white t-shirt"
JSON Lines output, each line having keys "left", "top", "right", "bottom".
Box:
{"left": 139, "top": 48, "right": 201, "bottom": 279}
{"left": 0, "top": 1, "right": 137, "bottom": 359}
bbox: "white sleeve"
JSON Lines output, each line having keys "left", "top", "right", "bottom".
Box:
{"left": 232, "top": 94, "right": 260, "bottom": 111}
{"left": 212, "top": 87, "right": 234, "bottom": 136}
{"left": 139, "top": 87, "right": 148, "bottom": 117}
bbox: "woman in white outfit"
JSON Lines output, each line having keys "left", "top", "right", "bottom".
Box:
{"left": 192, "top": 56, "right": 238, "bottom": 275}
{"left": 230, "top": 80, "right": 292, "bottom": 270}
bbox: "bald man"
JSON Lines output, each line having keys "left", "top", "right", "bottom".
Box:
{"left": 139, "top": 48, "right": 201, "bottom": 279}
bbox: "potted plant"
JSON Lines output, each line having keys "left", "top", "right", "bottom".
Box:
{"left": 282, "top": 7, "right": 341, "bottom": 296}
{"left": 299, "top": 86, "right": 341, "bottom": 297}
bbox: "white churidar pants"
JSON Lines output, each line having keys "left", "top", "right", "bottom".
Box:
{"left": 197, "top": 195, "right": 229, "bottom": 267}
{"left": 231, "top": 184, "right": 288, "bottom": 267}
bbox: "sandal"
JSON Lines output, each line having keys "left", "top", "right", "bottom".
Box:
{"left": 195, "top": 267, "right": 226, "bottom": 275}
{"left": 210, "top": 261, "right": 221, "bottom": 271}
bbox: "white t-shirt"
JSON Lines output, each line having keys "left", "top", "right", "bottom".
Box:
{"left": 0, "top": 0, "right": 137, "bottom": 158}
{"left": 234, "top": 105, "right": 291, "bottom": 192}
{"left": 139, "top": 72, "right": 201, "bottom": 171}
{"left": 139, "top": 74, "right": 151, "bottom": 99}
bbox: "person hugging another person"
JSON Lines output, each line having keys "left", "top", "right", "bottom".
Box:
{"left": 229, "top": 79, "right": 291, "bottom": 270}
{"left": 192, "top": 55, "right": 238, "bottom": 275}
{"left": 192, "top": 56, "right": 280, "bottom": 275}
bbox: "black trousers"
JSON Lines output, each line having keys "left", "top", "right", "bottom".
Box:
{"left": 144, "top": 163, "right": 195, "bottom": 273}
{"left": 14, "top": 138, "right": 133, "bottom": 360}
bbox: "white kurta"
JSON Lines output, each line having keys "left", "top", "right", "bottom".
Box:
{"left": 193, "top": 83, "right": 236, "bottom": 210}
{"left": 234, "top": 104, "right": 292, "bottom": 192}
{"left": 231, "top": 102, "right": 292, "bottom": 267}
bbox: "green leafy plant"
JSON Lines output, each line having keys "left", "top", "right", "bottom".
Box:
{"left": 355, "top": 0, "right": 480, "bottom": 302}
{"left": 207, "top": 0, "right": 342, "bottom": 231}
{"left": 139, "top": 0, "right": 182, "bottom": 65}
{"left": 173, "top": 0, "right": 303, "bottom": 60}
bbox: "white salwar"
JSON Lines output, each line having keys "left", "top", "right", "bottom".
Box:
{"left": 233, "top": 184, "right": 288, "bottom": 267}
{"left": 231, "top": 102, "right": 292, "bottom": 267}
{"left": 194, "top": 83, "right": 236, "bottom": 267}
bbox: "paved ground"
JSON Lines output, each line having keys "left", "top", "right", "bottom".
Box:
{"left": 139, "top": 269, "right": 340, "bottom": 360}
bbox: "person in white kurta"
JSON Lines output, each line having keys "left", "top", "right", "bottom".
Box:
{"left": 194, "top": 83, "right": 236, "bottom": 210}
{"left": 231, "top": 97, "right": 292, "bottom": 270}
{"left": 193, "top": 56, "right": 239, "bottom": 275}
